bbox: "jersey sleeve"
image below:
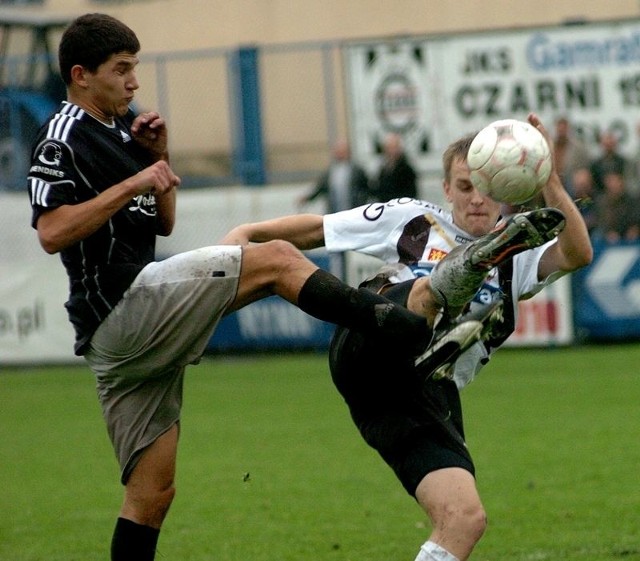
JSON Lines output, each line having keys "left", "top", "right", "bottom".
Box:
{"left": 28, "top": 139, "right": 80, "bottom": 228}
{"left": 512, "top": 239, "right": 560, "bottom": 300}
{"left": 323, "top": 199, "right": 442, "bottom": 259}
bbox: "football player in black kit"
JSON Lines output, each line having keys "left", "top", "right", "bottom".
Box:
{"left": 225, "top": 114, "right": 592, "bottom": 561}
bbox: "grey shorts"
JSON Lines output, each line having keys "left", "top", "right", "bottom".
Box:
{"left": 84, "top": 245, "right": 242, "bottom": 483}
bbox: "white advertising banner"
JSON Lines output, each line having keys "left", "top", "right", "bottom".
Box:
{"left": 0, "top": 184, "right": 575, "bottom": 365}
{"left": 508, "top": 274, "right": 573, "bottom": 346}
{"left": 0, "top": 193, "right": 80, "bottom": 365}
{"left": 346, "top": 20, "right": 640, "bottom": 181}
{"left": 0, "top": 261, "right": 80, "bottom": 365}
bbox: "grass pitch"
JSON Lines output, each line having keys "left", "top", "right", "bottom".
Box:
{"left": 1, "top": 344, "right": 639, "bottom": 560}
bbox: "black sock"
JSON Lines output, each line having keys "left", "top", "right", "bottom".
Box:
{"left": 111, "top": 517, "right": 160, "bottom": 561}
{"left": 298, "top": 269, "right": 428, "bottom": 351}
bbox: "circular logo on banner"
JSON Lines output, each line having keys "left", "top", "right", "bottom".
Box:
{"left": 374, "top": 72, "right": 419, "bottom": 133}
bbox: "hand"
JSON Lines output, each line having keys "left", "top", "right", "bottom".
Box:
{"left": 527, "top": 112, "right": 555, "bottom": 157}
{"left": 528, "top": 112, "right": 560, "bottom": 188}
{"left": 131, "top": 111, "right": 169, "bottom": 160}
{"left": 131, "top": 160, "right": 181, "bottom": 196}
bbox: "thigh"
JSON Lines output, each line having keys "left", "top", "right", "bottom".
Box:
{"left": 230, "top": 241, "right": 318, "bottom": 311}
{"left": 95, "top": 363, "right": 186, "bottom": 484}
{"left": 415, "top": 467, "right": 482, "bottom": 525}
{"left": 87, "top": 245, "right": 242, "bottom": 376}
{"left": 330, "top": 327, "right": 473, "bottom": 495}
{"left": 121, "top": 423, "right": 180, "bottom": 526}
{"left": 85, "top": 246, "right": 241, "bottom": 483}
{"left": 388, "top": 411, "right": 475, "bottom": 496}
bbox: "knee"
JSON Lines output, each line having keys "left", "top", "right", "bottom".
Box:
{"left": 260, "top": 239, "right": 303, "bottom": 265}
{"left": 255, "top": 239, "right": 309, "bottom": 281}
{"left": 417, "top": 469, "right": 487, "bottom": 558}
{"left": 407, "top": 277, "right": 440, "bottom": 324}
{"left": 462, "top": 503, "right": 487, "bottom": 543}
{"left": 124, "top": 482, "right": 177, "bottom": 528}
{"left": 427, "top": 499, "right": 487, "bottom": 559}
{"left": 151, "top": 484, "right": 177, "bottom": 523}
{"left": 446, "top": 501, "right": 487, "bottom": 547}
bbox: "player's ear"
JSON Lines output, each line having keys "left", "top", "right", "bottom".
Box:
{"left": 70, "top": 65, "right": 89, "bottom": 87}
{"left": 443, "top": 180, "right": 452, "bottom": 202}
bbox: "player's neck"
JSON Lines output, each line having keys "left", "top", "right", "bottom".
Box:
{"left": 66, "top": 95, "right": 115, "bottom": 125}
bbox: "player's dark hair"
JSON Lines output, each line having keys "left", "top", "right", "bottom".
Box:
{"left": 442, "top": 132, "right": 477, "bottom": 183}
{"left": 58, "top": 13, "right": 140, "bottom": 85}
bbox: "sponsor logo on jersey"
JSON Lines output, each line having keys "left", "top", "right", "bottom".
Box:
{"left": 455, "top": 234, "right": 474, "bottom": 244}
{"left": 37, "top": 142, "right": 62, "bottom": 166}
{"left": 120, "top": 129, "right": 131, "bottom": 143}
{"left": 29, "top": 165, "right": 65, "bottom": 178}
{"left": 427, "top": 248, "right": 448, "bottom": 262}
{"left": 129, "top": 193, "right": 157, "bottom": 216}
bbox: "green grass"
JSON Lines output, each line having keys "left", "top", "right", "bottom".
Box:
{"left": 1, "top": 345, "right": 639, "bottom": 560}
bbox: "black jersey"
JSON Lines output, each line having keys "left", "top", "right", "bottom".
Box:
{"left": 28, "top": 102, "right": 159, "bottom": 355}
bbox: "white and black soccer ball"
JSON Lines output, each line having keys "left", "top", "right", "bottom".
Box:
{"left": 467, "top": 119, "right": 552, "bottom": 205}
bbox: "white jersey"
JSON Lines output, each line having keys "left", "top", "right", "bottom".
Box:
{"left": 323, "top": 198, "right": 557, "bottom": 388}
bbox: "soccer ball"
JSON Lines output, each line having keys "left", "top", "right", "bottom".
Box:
{"left": 467, "top": 119, "right": 552, "bottom": 205}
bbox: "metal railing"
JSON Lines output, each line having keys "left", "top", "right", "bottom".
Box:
{"left": 0, "top": 38, "right": 349, "bottom": 190}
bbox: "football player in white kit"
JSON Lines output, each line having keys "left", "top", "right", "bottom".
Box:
{"left": 222, "top": 113, "right": 593, "bottom": 561}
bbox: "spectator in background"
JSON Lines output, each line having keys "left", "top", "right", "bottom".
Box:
{"left": 371, "top": 132, "right": 418, "bottom": 201}
{"left": 594, "top": 171, "right": 640, "bottom": 243}
{"left": 297, "top": 138, "right": 370, "bottom": 212}
{"left": 570, "top": 167, "right": 598, "bottom": 236}
{"left": 590, "top": 130, "right": 632, "bottom": 195}
{"left": 553, "top": 116, "right": 591, "bottom": 191}
{"left": 629, "top": 120, "right": 640, "bottom": 194}
{"left": 297, "top": 138, "right": 370, "bottom": 278}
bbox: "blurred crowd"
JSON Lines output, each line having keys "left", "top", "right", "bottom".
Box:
{"left": 553, "top": 117, "right": 640, "bottom": 244}
{"left": 297, "top": 132, "right": 418, "bottom": 213}
{"left": 301, "top": 118, "right": 640, "bottom": 246}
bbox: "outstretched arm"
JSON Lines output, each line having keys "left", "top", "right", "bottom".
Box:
{"left": 528, "top": 113, "right": 593, "bottom": 279}
{"left": 220, "top": 213, "right": 326, "bottom": 250}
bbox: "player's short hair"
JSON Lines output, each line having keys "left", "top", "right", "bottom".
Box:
{"left": 58, "top": 13, "right": 140, "bottom": 85}
{"left": 442, "top": 132, "right": 477, "bottom": 183}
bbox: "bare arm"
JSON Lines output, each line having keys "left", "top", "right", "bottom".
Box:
{"left": 154, "top": 185, "right": 177, "bottom": 237}
{"left": 529, "top": 113, "right": 593, "bottom": 279}
{"left": 220, "top": 213, "right": 326, "bottom": 250}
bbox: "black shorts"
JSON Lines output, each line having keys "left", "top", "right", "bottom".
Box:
{"left": 329, "top": 280, "right": 475, "bottom": 496}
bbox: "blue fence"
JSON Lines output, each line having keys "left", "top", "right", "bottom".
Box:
{"left": 207, "top": 254, "right": 336, "bottom": 352}
{"left": 206, "top": 241, "right": 640, "bottom": 353}
{"left": 573, "top": 239, "right": 640, "bottom": 341}
{"left": 1, "top": 40, "right": 346, "bottom": 191}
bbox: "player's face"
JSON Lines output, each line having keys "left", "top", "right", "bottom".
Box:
{"left": 83, "top": 52, "right": 139, "bottom": 121}
{"left": 444, "top": 156, "right": 501, "bottom": 237}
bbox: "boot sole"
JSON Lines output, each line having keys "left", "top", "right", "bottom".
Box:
{"left": 470, "top": 208, "right": 565, "bottom": 269}
{"left": 415, "top": 300, "right": 504, "bottom": 380}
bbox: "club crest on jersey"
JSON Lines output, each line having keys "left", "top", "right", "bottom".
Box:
{"left": 428, "top": 248, "right": 448, "bottom": 262}
{"left": 37, "top": 142, "right": 62, "bottom": 166}
{"left": 129, "top": 193, "right": 157, "bottom": 216}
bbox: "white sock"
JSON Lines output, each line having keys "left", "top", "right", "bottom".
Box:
{"left": 414, "top": 540, "right": 460, "bottom": 561}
